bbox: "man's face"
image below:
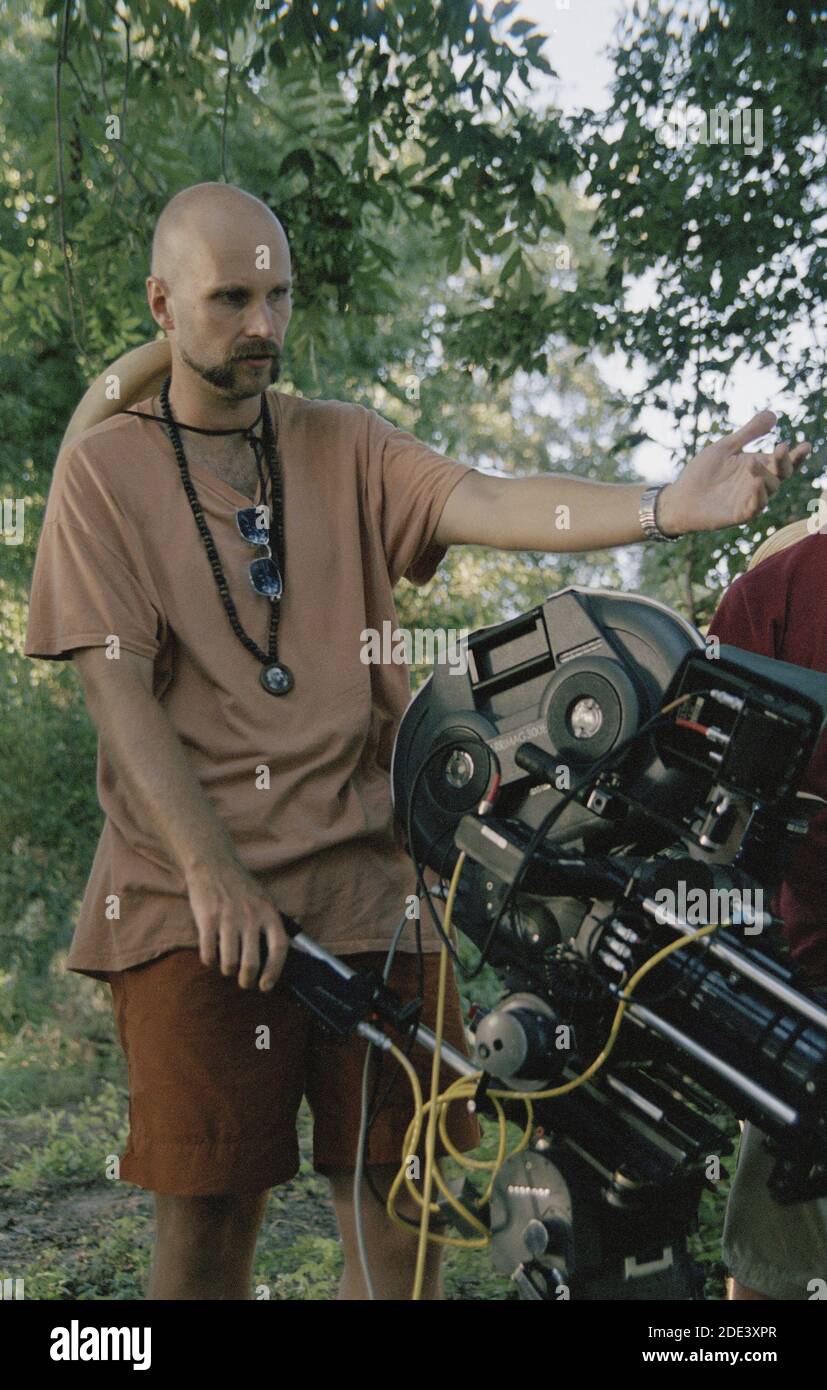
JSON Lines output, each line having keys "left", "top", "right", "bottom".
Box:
{"left": 153, "top": 229, "right": 293, "bottom": 401}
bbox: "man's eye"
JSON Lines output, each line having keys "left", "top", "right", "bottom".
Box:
{"left": 220, "top": 290, "right": 289, "bottom": 302}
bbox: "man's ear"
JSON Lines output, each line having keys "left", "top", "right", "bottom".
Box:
{"left": 146, "top": 275, "right": 175, "bottom": 333}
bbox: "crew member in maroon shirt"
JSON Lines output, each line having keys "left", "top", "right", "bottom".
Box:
{"left": 706, "top": 521, "right": 827, "bottom": 1301}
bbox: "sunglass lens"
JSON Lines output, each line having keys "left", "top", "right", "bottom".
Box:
{"left": 237, "top": 506, "right": 270, "bottom": 542}
{"left": 250, "top": 556, "right": 282, "bottom": 599}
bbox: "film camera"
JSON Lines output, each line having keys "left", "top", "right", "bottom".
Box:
{"left": 391, "top": 586, "right": 827, "bottom": 1300}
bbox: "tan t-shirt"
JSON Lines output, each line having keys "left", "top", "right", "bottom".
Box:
{"left": 23, "top": 389, "right": 475, "bottom": 978}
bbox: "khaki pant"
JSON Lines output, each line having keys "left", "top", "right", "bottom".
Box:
{"left": 723, "top": 980, "right": 827, "bottom": 1300}
{"left": 723, "top": 1120, "right": 827, "bottom": 1300}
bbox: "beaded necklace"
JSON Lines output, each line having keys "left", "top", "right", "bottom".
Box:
{"left": 124, "top": 374, "right": 293, "bottom": 695}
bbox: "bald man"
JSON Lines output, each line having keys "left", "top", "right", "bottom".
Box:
{"left": 25, "top": 181, "right": 809, "bottom": 1302}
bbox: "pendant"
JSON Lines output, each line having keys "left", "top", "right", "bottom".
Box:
{"left": 261, "top": 662, "right": 294, "bottom": 696}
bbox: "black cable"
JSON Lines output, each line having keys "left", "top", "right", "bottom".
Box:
{"left": 358, "top": 964, "right": 425, "bottom": 1216}
{"left": 364, "top": 922, "right": 424, "bottom": 1130}
{"left": 404, "top": 734, "right": 502, "bottom": 968}
{"left": 360, "top": 825, "right": 457, "bottom": 1170}
{"left": 359, "top": 878, "right": 438, "bottom": 1213}
{"left": 359, "top": 744, "right": 500, "bottom": 1212}
{"left": 370, "top": 824, "right": 452, "bottom": 1104}
{"left": 405, "top": 743, "right": 467, "bottom": 966}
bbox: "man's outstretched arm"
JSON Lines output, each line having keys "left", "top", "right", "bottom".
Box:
{"left": 434, "top": 410, "right": 810, "bottom": 552}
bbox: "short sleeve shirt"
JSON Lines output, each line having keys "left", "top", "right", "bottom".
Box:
{"left": 706, "top": 533, "right": 827, "bottom": 985}
{"left": 24, "top": 390, "right": 475, "bottom": 977}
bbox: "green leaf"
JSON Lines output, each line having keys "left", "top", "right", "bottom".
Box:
{"left": 500, "top": 247, "right": 523, "bottom": 282}
{"left": 278, "top": 149, "right": 315, "bottom": 179}
{"left": 609, "top": 430, "right": 651, "bottom": 455}
{"left": 445, "top": 237, "right": 464, "bottom": 275}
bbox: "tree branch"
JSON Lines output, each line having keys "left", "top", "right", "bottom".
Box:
{"left": 219, "top": 25, "right": 233, "bottom": 182}
{"left": 55, "top": 0, "right": 86, "bottom": 363}
{"left": 64, "top": 52, "right": 164, "bottom": 199}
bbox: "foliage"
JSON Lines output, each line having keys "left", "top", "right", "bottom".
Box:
{"left": 1, "top": 1079, "right": 127, "bottom": 1192}
{"left": 0, "top": 0, "right": 821, "bottom": 1300}
{"left": 0, "top": 0, "right": 643, "bottom": 1021}
{"left": 0, "top": 0, "right": 575, "bottom": 372}
{"left": 570, "top": 0, "right": 827, "bottom": 621}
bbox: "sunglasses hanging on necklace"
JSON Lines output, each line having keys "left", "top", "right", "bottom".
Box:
{"left": 157, "top": 374, "right": 294, "bottom": 696}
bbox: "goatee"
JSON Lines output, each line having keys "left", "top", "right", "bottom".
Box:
{"left": 180, "top": 346, "right": 282, "bottom": 398}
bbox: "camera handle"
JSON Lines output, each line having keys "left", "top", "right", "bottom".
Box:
{"left": 277, "top": 913, "right": 478, "bottom": 1079}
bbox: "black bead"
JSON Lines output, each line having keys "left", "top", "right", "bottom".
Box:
{"left": 158, "top": 376, "right": 289, "bottom": 685}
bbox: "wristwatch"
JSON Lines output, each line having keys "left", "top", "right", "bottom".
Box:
{"left": 639, "top": 484, "right": 683, "bottom": 543}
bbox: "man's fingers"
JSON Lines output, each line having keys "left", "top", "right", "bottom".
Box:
{"left": 199, "top": 919, "right": 219, "bottom": 968}
{"left": 219, "top": 921, "right": 241, "bottom": 976}
{"left": 790, "top": 441, "right": 812, "bottom": 469}
{"left": 730, "top": 440, "right": 810, "bottom": 512}
{"left": 259, "top": 921, "right": 289, "bottom": 992}
{"left": 746, "top": 453, "right": 782, "bottom": 496}
{"left": 238, "top": 926, "right": 262, "bottom": 990}
{"left": 763, "top": 441, "right": 806, "bottom": 481}
{"left": 771, "top": 441, "right": 790, "bottom": 476}
{"left": 718, "top": 409, "right": 778, "bottom": 456}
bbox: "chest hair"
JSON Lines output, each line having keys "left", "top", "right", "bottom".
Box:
{"left": 195, "top": 442, "right": 264, "bottom": 503}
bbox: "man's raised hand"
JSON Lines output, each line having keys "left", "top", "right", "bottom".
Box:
{"left": 657, "top": 410, "right": 811, "bottom": 537}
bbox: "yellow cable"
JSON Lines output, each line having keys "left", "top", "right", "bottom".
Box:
{"left": 383, "top": 1063, "right": 493, "bottom": 1247}
{"left": 402, "top": 1084, "right": 509, "bottom": 1220}
{"left": 383, "top": 830, "right": 727, "bottom": 1274}
{"left": 411, "top": 937, "right": 449, "bottom": 1298}
{"left": 487, "top": 917, "right": 721, "bottom": 1103}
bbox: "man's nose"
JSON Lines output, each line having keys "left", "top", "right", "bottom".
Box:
{"left": 244, "top": 300, "right": 277, "bottom": 341}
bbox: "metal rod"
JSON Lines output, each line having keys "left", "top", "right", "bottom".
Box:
{"left": 640, "top": 898, "right": 827, "bottom": 1031}
{"left": 358, "top": 1018, "right": 479, "bottom": 1077}
{"left": 291, "top": 929, "right": 358, "bottom": 980}
{"left": 292, "top": 932, "right": 479, "bottom": 1077}
{"left": 626, "top": 1000, "right": 799, "bottom": 1125}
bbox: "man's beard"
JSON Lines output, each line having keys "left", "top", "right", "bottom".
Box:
{"left": 179, "top": 343, "right": 282, "bottom": 398}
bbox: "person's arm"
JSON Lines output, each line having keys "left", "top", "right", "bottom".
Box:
{"left": 73, "top": 645, "right": 289, "bottom": 991}
{"left": 60, "top": 339, "right": 172, "bottom": 454}
{"left": 433, "top": 412, "right": 810, "bottom": 552}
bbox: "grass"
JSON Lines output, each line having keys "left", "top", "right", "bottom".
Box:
{"left": 0, "top": 963, "right": 737, "bottom": 1301}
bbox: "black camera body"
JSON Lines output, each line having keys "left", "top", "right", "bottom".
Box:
{"left": 391, "top": 587, "right": 827, "bottom": 1299}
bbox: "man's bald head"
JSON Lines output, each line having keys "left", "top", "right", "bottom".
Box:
{"left": 147, "top": 182, "right": 293, "bottom": 405}
{"left": 150, "top": 182, "right": 289, "bottom": 290}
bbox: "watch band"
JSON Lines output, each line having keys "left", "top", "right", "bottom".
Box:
{"left": 639, "top": 484, "right": 682, "bottom": 543}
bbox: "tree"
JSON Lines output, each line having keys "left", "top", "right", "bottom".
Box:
{"left": 0, "top": 0, "right": 642, "bottom": 1015}
{"left": 567, "top": 0, "right": 826, "bottom": 623}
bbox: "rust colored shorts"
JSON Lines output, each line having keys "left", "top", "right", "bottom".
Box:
{"left": 107, "top": 946, "right": 482, "bottom": 1197}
